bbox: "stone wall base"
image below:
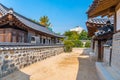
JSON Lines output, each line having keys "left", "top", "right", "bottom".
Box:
{"left": 0, "top": 46, "right": 64, "bottom": 78}
{"left": 95, "top": 62, "right": 120, "bottom": 80}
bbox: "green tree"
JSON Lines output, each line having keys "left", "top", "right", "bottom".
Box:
{"left": 39, "top": 16, "right": 51, "bottom": 27}
{"left": 64, "top": 31, "right": 79, "bottom": 40}
{"left": 30, "top": 19, "right": 39, "bottom": 24}
{"left": 64, "top": 31, "right": 84, "bottom": 48}
{"left": 85, "top": 41, "right": 91, "bottom": 48}
{"left": 64, "top": 40, "right": 74, "bottom": 52}
{"left": 72, "top": 40, "right": 83, "bottom": 47}
{"left": 79, "top": 30, "right": 91, "bottom": 40}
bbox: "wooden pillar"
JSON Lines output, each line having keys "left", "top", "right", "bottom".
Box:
{"left": 16, "top": 32, "right": 19, "bottom": 42}
{"left": 46, "top": 37, "right": 48, "bottom": 44}
{"left": 49, "top": 39, "right": 51, "bottom": 44}
{"left": 98, "top": 40, "right": 102, "bottom": 61}
{"left": 25, "top": 32, "right": 28, "bottom": 43}
{"left": 93, "top": 40, "right": 95, "bottom": 50}
{"left": 55, "top": 38, "right": 57, "bottom": 44}
{"left": 98, "top": 40, "right": 105, "bottom": 62}
{"left": 45, "top": 37, "right": 47, "bottom": 44}
{"left": 41, "top": 36, "right": 43, "bottom": 44}
{"left": 101, "top": 40, "right": 106, "bottom": 62}
{"left": 3, "top": 29, "right": 5, "bottom": 42}
{"left": 109, "top": 47, "right": 112, "bottom": 66}
{"left": 11, "top": 31, "right": 12, "bottom": 42}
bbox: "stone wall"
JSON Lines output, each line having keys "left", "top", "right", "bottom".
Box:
{"left": 0, "top": 45, "right": 64, "bottom": 78}
{"left": 111, "top": 32, "right": 120, "bottom": 71}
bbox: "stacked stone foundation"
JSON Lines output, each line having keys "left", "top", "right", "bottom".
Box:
{"left": 0, "top": 46, "right": 64, "bottom": 78}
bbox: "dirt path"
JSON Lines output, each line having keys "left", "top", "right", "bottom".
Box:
{"left": 21, "top": 50, "right": 79, "bottom": 80}
{"left": 2, "top": 48, "right": 99, "bottom": 80}
{"left": 21, "top": 48, "right": 98, "bottom": 80}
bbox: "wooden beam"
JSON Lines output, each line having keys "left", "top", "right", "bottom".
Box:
{"left": 115, "top": 2, "right": 120, "bottom": 32}
{"left": 88, "top": 0, "right": 120, "bottom": 18}
{"left": 115, "top": 2, "right": 120, "bottom": 11}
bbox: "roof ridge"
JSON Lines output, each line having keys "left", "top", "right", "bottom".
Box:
{"left": 14, "top": 12, "right": 47, "bottom": 27}
{"left": 87, "top": 18, "right": 114, "bottom": 25}
{"left": 0, "top": 3, "right": 9, "bottom": 11}
{"left": 0, "top": 3, "right": 47, "bottom": 28}
{"left": 0, "top": 3, "right": 64, "bottom": 38}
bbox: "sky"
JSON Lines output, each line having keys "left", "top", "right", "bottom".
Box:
{"left": 0, "top": 0, "right": 93, "bottom": 34}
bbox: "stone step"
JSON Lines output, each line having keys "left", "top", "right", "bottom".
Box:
{"left": 96, "top": 62, "right": 120, "bottom": 80}
{"left": 96, "top": 62, "right": 114, "bottom": 80}
{"left": 105, "top": 66, "right": 120, "bottom": 80}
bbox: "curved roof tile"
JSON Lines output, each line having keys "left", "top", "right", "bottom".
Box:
{"left": 0, "top": 3, "right": 64, "bottom": 38}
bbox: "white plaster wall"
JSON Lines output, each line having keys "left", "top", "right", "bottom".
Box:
{"left": 116, "top": 8, "right": 120, "bottom": 31}
{"left": 103, "top": 47, "right": 110, "bottom": 65}
{"left": 94, "top": 41, "right": 98, "bottom": 58}
{"left": 111, "top": 32, "right": 120, "bottom": 71}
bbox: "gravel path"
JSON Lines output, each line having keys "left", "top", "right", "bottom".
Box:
{"left": 2, "top": 48, "right": 99, "bottom": 80}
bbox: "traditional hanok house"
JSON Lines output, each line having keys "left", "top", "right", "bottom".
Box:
{"left": 0, "top": 4, "right": 65, "bottom": 78}
{"left": 87, "top": 0, "right": 120, "bottom": 79}
{"left": 0, "top": 4, "right": 64, "bottom": 44}
{"left": 86, "top": 18, "right": 114, "bottom": 61}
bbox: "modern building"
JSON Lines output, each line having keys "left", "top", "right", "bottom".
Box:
{"left": 70, "top": 26, "right": 83, "bottom": 33}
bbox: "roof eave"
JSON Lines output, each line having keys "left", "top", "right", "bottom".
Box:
{"left": 87, "top": 0, "right": 120, "bottom": 18}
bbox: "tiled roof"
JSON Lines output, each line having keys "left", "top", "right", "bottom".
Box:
{"left": 87, "top": 0, "right": 100, "bottom": 13}
{"left": 86, "top": 18, "right": 114, "bottom": 37}
{"left": 0, "top": 3, "right": 64, "bottom": 38}
{"left": 87, "top": 18, "right": 114, "bottom": 24}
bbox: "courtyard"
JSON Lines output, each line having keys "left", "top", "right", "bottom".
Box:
{"left": 1, "top": 48, "right": 98, "bottom": 80}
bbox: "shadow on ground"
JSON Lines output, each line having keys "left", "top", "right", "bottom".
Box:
{"left": 1, "top": 70, "right": 30, "bottom": 80}
{"left": 76, "top": 48, "right": 98, "bottom": 80}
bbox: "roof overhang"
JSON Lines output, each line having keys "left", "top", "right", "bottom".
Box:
{"left": 93, "top": 32, "right": 113, "bottom": 40}
{"left": 86, "top": 18, "right": 114, "bottom": 37}
{"left": 0, "top": 3, "right": 64, "bottom": 38}
{"left": 87, "top": 0, "right": 120, "bottom": 18}
{"left": 0, "top": 13, "right": 64, "bottom": 38}
{"left": 86, "top": 22, "right": 98, "bottom": 37}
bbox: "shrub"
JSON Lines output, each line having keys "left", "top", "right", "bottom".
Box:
{"left": 85, "top": 41, "right": 91, "bottom": 48}
{"left": 72, "top": 40, "right": 83, "bottom": 47}
{"left": 64, "top": 40, "right": 74, "bottom": 52}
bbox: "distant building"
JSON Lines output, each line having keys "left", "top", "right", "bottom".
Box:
{"left": 70, "top": 26, "right": 83, "bottom": 33}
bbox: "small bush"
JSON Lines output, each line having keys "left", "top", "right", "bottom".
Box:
{"left": 64, "top": 40, "right": 74, "bottom": 52}
{"left": 85, "top": 41, "right": 91, "bottom": 48}
{"left": 72, "top": 40, "right": 83, "bottom": 47}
